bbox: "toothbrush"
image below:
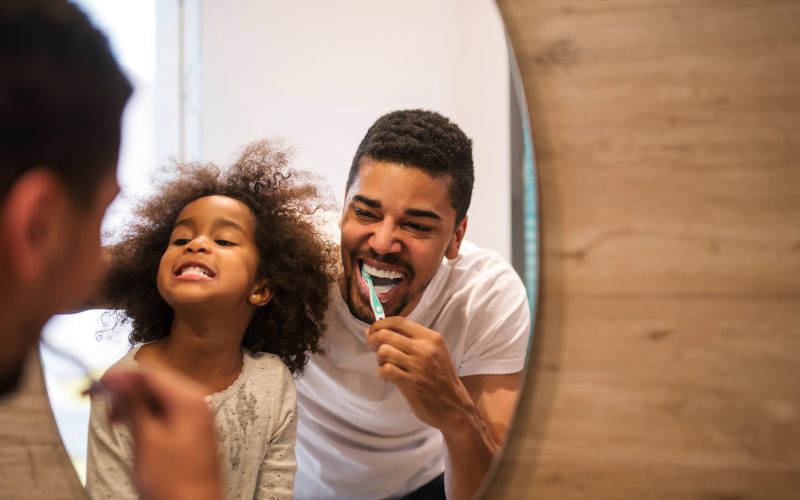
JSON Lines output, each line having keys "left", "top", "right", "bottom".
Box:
{"left": 40, "top": 337, "right": 106, "bottom": 396}
{"left": 361, "top": 266, "right": 385, "bottom": 321}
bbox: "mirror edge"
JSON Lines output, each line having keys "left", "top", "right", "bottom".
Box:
{"left": 480, "top": 1, "right": 554, "bottom": 498}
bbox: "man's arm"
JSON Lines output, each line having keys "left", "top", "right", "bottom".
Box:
{"left": 447, "top": 372, "right": 522, "bottom": 498}
{"left": 365, "top": 317, "right": 523, "bottom": 500}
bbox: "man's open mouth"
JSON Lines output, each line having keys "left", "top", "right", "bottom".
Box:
{"left": 360, "top": 261, "right": 404, "bottom": 296}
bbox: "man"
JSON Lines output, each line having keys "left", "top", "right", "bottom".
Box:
{"left": 295, "top": 110, "right": 530, "bottom": 499}
{"left": 0, "top": 3, "right": 221, "bottom": 499}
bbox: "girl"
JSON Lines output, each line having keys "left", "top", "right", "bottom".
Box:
{"left": 86, "top": 139, "right": 336, "bottom": 500}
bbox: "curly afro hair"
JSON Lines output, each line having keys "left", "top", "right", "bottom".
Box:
{"left": 346, "top": 109, "right": 474, "bottom": 224}
{"left": 103, "top": 139, "right": 337, "bottom": 375}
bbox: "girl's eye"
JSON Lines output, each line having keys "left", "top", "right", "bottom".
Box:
{"left": 216, "top": 239, "right": 235, "bottom": 246}
{"left": 172, "top": 238, "right": 190, "bottom": 245}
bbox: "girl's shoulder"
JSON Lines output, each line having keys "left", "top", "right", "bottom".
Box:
{"left": 243, "top": 351, "right": 294, "bottom": 384}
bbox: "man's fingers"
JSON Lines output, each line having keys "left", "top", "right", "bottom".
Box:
{"left": 366, "top": 328, "right": 416, "bottom": 354}
{"left": 368, "top": 316, "right": 425, "bottom": 339}
{"left": 375, "top": 343, "right": 413, "bottom": 371}
{"left": 376, "top": 362, "right": 412, "bottom": 384}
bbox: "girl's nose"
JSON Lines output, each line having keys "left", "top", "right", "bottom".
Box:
{"left": 368, "top": 222, "right": 402, "bottom": 255}
{"left": 184, "top": 236, "right": 210, "bottom": 253}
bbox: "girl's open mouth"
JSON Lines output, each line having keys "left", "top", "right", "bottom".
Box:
{"left": 174, "top": 263, "right": 216, "bottom": 280}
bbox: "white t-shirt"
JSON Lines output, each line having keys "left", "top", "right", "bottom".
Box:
{"left": 294, "top": 240, "right": 531, "bottom": 499}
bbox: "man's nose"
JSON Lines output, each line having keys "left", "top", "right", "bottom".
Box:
{"left": 368, "top": 222, "right": 402, "bottom": 255}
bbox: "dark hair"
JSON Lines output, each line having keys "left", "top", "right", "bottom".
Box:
{"left": 346, "top": 109, "right": 474, "bottom": 223}
{"left": 104, "top": 140, "right": 337, "bottom": 375}
{"left": 0, "top": 0, "right": 132, "bottom": 203}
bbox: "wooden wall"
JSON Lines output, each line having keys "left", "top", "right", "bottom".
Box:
{"left": 487, "top": 0, "right": 800, "bottom": 498}
{"left": 0, "top": 1, "right": 798, "bottom": 499}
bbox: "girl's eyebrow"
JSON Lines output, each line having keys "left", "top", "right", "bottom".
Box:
{"left": 173, "top": 217, "right": 247, "bottom": 233}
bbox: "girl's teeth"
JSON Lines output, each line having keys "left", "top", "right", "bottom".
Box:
{"left": 180, "top": 266, "right": 209, "bottom": 277}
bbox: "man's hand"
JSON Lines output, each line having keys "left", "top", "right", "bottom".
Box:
{"left": 365, "top": 316, "right": 523, "bottom": 500}
{"left": 101, "top": 367, "right": 223, "bottom": 500}
{"left": 365, "top": 316, "right": 476, "bottom": 431}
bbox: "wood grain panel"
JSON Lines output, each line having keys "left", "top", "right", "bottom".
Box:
{"left": 488, "top": 0, "right": 800, "bottom": 498}
{"left": 0, "top": 355, "right": 84, "bottom": 499}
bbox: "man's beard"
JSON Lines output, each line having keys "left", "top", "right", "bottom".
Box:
{"left": 0, "top": 361, "right": 25, "bottom": 398}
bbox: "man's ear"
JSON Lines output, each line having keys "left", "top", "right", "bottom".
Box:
{"left": 445, "top": 216, "right": 468, "bottom": 260}
{"left": 248, "top": 279, "right": 274, "bottom": 307}
{"left": 1, "top": 168, "right": 70, "bottom": 285}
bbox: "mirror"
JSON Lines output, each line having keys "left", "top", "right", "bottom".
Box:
{"left": 39, "top": 0, "right": 538, "bottom": 495}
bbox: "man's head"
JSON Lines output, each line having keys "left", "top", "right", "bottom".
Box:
{"left": 0, "top": 1, "right": 131, "bottom": 396}
{"left": 346, "top": 109, "right": 474, "bottom": 224}
{"left": 340, "top": 110, "right": 474, "bottom": 323}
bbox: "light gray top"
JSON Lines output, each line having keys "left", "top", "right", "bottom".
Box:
{"left": 86, "top": 345, "right": 297, "bottom": 500}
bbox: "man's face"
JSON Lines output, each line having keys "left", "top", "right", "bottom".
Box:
{"left": 339, "top": 159, "right": 466, "bottom": 323}
{"left": 0, "top": 168, "right": 119, "bottom": 396}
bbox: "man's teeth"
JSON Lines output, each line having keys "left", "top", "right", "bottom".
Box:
{"left": 362, "top": 263, "right": 403, "bottom": 280}
{"left": 179, "top": 266, "right": 210, "bottom": 277}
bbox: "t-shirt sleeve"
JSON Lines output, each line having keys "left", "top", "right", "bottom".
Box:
{"left": 456, "top": 254, "right": 531, "bottom": 378}
{"left": 254, "top": 367, "right": 297, "bottom": 500}
{"left": 85, "top": 387, "right": 138, "bottom": 500}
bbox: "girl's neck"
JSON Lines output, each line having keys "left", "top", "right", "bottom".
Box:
{"left": 136, "top": 315, "right": 248, "bottom": 394}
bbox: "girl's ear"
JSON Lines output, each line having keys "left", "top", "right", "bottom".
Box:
{"left": 248, "top": 280, "right": 273, "bottom": 307}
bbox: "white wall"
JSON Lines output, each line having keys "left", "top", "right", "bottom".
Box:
{"left": 191, "top": 0, "right": 511, "bottom": 259}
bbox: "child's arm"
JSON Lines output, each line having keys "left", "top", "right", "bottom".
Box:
{"left": 254, "top": 370, "right": 297, "bottom": 500}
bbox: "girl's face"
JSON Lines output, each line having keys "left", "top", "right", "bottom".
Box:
{"left": 157, "top": 195, "right": 269, "bottom": 313}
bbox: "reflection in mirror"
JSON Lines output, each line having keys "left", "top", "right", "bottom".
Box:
{"left": 40, "top": 0, "right": 538, "bottom": 496}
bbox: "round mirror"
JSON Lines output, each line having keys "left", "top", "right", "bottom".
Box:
{"left": 39, "top": 0, "right": 538, "bottom": 496}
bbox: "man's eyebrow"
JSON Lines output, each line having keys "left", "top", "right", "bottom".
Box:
{"left": 353, "top": 195, "right": 442, "bottom": 220}
{"left": 352, "top": 195, "right": 380, "bottom": 208}
{"left": 405, "top": 208, "right": 441, "bottom": 221}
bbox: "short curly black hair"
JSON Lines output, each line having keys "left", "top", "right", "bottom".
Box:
{"left": 103, "top": 139, "right": 337, "bottom": 375}
{"left": 346, "top": 109, "right": 474, "bottom": 223}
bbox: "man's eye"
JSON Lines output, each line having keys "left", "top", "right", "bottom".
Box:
{"left": 216, "top": 239, "right": 235, "bottom": 246}
{"left": 405, "top": 223, "right": 432, "bottom": 233}
{"left": 354, "top": 208, "right": 378, "bottom": 220}
{"left": 172, "top": 238, "right": 190, "bottom": 245}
